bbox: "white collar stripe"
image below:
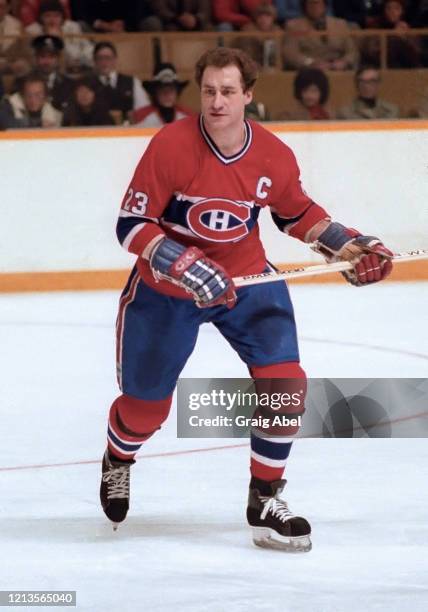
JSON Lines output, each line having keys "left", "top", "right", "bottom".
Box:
{"left": 199, "top": 115, "right": 252, "bottom": 165}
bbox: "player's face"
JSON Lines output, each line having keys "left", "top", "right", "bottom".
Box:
{"left": 200, "top": 65, "right": 253, "bottom": 131}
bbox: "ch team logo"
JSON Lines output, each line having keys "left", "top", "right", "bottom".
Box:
{"left": 186, "top": 198, "right": 252, "bottom": 242}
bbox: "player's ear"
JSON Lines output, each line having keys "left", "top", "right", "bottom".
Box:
{"left": 244, "top": 87, "right": 254, "bottom": 105}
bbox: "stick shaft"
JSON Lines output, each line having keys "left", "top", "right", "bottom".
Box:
{"left": 233, "top": 249, "right": 428, "bottom": 287}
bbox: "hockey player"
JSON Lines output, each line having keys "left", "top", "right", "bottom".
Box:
{"left": 100, "top": 47, "right": 393, "bottom": 551}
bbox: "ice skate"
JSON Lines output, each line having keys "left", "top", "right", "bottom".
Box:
{"left": 100, "top": 449, "right": 134, "bottom": 529}
{"left": 247, "top": 478, "right": 312, "bottom": 552}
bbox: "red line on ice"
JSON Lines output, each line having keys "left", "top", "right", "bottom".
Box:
{"left": 1, "top": 411, "right": 427, "bottom": 473}
{"left": 0, "top": 442, "right": 249, "bottom": 472}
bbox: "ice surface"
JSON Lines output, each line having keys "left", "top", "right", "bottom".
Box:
{"left": 0, "top": 283, "right": 427, "bottom": 611}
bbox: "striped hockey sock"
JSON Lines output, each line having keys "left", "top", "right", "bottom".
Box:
{"left": 107, "top": 394, "right": 172, "bottom": 461}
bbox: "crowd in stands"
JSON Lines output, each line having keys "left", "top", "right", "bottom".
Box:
{"left": 0, "top": 33, "right": 194, "bottom": 128}
{"left": 0, "top": 0, "right": 427, "bottom": 129}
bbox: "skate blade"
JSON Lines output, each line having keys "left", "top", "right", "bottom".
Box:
{"left": 112, "top": 522, "right": 120, "bottom": 532}
{"left": 252, "top": 527, "right": 312, "bottom": 552}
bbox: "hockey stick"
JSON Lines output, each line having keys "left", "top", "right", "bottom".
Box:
{"left": 233, "top": 249, "right": 428, "bottom": 287}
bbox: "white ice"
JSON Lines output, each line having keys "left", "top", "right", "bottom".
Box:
{"left": 0, "top": 282, "right": 427, "bottom": 612}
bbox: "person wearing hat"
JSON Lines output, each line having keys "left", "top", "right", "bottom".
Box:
{"left": 132, "top": 63, "right": 193, "bottom": 127}
{"left": 26, "top": 0, "right": 94, "bottom": 74}
{"left": 92, "top": 41, "right": 149, "bottom": 123}
{"left": 30, "top": 34, "right": 74, "bottom": 111}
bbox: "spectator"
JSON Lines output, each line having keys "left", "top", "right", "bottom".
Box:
{"left": 20, "top": 0, "right": 71, "bottom": 26}
{"left": 62, "top": 77, "right": 114, "bottom": 126}
{"left": 242, "top": 4, "right": 281, "bottom": 67}
{"left": 283, "top": 0, "right": 358, "bottom": 70}
{"left": 0, "top": 73, "right": 62, "bottom": 128}
{"left": 132, "top": 63, "right": 193, "bottom": 127}
{"left": 142, "top": 0, "right": 212, "bottom": 31}
{"left": 0, "top": 0, "right": 21, "bottom": 50}
{"left": 25, "top": 0, "right": 93, "bottom": 74}
{"left": 30, "top": 34, "right": 74, "bottom": 112}
{"left": 0, "top": 0, "right": 31, "bottom": 76}
{"left": 92, "top": 41, "right": 149, "bottom": 122}
{"left": 370, "top": 0, "right": 413, "bottom": 30}
{"left": 243, "top": 3, "right": 280, "bottom": 32}
{"left": 278, "top": 67, "right": 332, "bottom": 119}
{"left": 275, "top": 0, "right": 333, "bottom": 24}
{"left": 213, "top": 0, "right": 273, "bottom": 31}
{"left": 337, "top": 65, "right": 399, "bottom": 119}
{"left": 70, "top": 0, "right": 138, "bottom": 32}
{"left": 362, "top": 0, "right": 420, "bottom": 68}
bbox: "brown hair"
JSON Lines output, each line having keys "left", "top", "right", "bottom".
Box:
{"left": 195, "top": 47, "right": 258, "bottom": 92}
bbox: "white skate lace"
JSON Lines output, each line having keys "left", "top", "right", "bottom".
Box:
{"left": 260, "top": 496, "right": 295, "bottom": 522}
{"left": 102, "top": 465, "right": 130, "bottom": 500}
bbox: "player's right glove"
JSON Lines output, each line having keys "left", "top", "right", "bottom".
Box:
{"left": 149, "top": 237, "right": 237, "bottom": 308}
{"left": 312, "top": 222, "right": 393, "bottom": 286}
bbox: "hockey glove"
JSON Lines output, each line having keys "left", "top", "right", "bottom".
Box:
{"left": 150, "top": 238, "right": 237, "bottom": 308}
{"left": 312, "top": 222, "right": 393, "bottom": 286}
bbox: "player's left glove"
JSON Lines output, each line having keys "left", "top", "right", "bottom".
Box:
{"left": 312, "top": 222, "right": 393, "bottom": 286}
{"left": 149, "top": 237, "right": 237, "bottom": 308}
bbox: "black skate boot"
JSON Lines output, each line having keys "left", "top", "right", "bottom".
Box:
{"left": 247, "top": 477, "right": 312, "bottom": 552}
{"left": 100, "top": 449, "right": 135, "bottom": 530}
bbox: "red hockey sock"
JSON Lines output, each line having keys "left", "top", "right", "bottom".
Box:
{"left": 249, "top": 362, "right": 306, "bottom": 482}
{"left": 107, "top": 393, "right": 172, "bottom": 461}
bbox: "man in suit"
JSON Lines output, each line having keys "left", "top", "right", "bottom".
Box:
{"left": 92, "top": 41, "right": 149, "bottom": 122}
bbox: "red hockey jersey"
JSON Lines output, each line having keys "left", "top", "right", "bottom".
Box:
{"left": 116, "top": 115, "right": 329, "bottom": 298}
